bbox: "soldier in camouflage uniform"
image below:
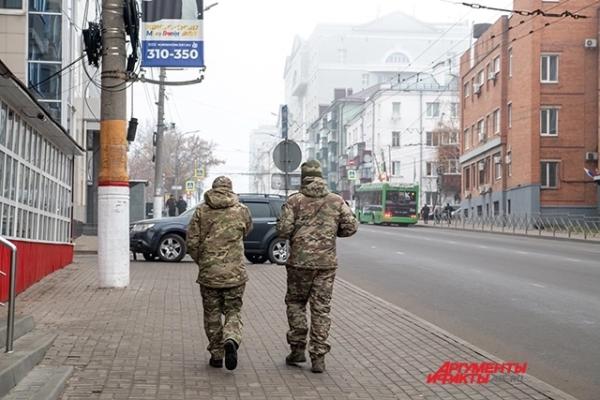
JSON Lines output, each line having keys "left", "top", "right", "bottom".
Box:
{"left": 277, "top": 160, "right": 358, "bottom": 373}
{"left": 187, "top": 176, "right": 253, "bottom": 371}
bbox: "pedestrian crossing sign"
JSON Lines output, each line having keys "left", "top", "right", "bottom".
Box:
{"left": 348, "top": 170, "right": 357, "bottom": 180}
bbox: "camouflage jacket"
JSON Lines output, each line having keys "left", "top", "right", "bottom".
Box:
{"left": 187, "top": 188, "right": 253, "bottom": 288}
{"left": 276, "top": 177, "right": 358, "bottom": 269}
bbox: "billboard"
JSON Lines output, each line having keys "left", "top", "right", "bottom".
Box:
{"left": 141, "top": 0, "right": 204, "bottom": 68}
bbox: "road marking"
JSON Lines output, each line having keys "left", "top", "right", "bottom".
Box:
{"left": 396, "top": 251, "right": 405, "bottom": 255}
{"left": 371, "top": 246, "right": 377, "bottom": 249}
{"left": 530, "top": 283, "right": 546, "bottom": 288}
{"left": 448, "top": 241, "right": 458, "bottom": 245}
{"left": 516, "top": 250, "right": 529, "bottom": 255}
{"left": 478, "top": 245, "right": 489, "bottom": 249}
{"left": 565, "top": 258, "right": 582, "bottom": 263}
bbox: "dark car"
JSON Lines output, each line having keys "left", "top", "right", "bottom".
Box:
{"left": 130, "top": 194, "right": 288, "bottom": 264}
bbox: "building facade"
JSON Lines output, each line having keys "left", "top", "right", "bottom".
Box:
{"left": 460, "top": 1, "right": 600, "bottom": 218}
{"left": 283, "top": 12, "right": 471, "bottom": 162}
{"left": 0, "top": 0, "right": 100, "bottom": 233}
{"left": 0, "top": 59, "right": 82, "bottom": 301}
{"left": 338, "top": 72, "right": 460, "bottom": 205}
{"left": 248, "top": 125, "right": 282, "bottom": 194}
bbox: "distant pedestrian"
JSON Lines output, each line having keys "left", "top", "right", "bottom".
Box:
{"left": 421, "top": 204, "right": 430, "bottom": 224}
{"left": 444, "top": 203, "right": 453, "bottom": 220}
{"left": 277, "top": 160, "right": 358, "bottom": 373}
{"left": 166, "top": 194, "right": 177, "bottom": 217}
{"left": 177, "top": 196, "right": 187, "bottom": 215}
{"left": 186, "top": 176, "right": 253, "bottom": 370}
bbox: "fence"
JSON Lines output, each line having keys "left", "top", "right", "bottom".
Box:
{"left": 430, "top": 213, "right": 600, "bottom": 241}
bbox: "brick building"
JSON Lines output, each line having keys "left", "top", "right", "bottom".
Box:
{"left": 459, "top": 0, "right": 600, "bottom": 217}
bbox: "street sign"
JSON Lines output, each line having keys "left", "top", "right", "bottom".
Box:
{"left": 281, "top": 105, "right": 288, "bottom": 139}
{"left": 273, "top": 140, "right": 302, "bottom": 173}
{"left": 141, "top": 1, "right": 204, "bottom": 68}
{"left": 347, "top": 169, "right": 357, "bottom": 181}
{"left": 271, "top": 173, "right": 302, "bottom": 190}
{"left": 171, "top": 185, "right": 182, "bottom": 191}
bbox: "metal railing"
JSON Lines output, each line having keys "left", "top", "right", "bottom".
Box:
{"left": 430, "top": 213, "right": 600, "bottom": 241}
{"left": 0, "top": 236, "right": 17, "bottom": 353}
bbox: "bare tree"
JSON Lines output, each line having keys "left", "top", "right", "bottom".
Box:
{"left": 433, "top": 122, "right": 461, "bottom": 205}
{"left": 128, "top": 123, "right": 224, "bottom": 201}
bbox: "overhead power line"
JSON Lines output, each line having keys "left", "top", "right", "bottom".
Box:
{"left": 443, "top": 0, "right": 589, "bottom": 18}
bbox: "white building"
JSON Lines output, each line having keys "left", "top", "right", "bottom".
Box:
{"left": 344, "top": 71, "right": 460, "bottom": 205}
{"left": 248, "top": 125, "right": 280, "bottom": 194}
{"left": 283, "top": 12, "right": 471, "bottom": 161}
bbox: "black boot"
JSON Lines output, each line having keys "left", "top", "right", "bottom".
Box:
{"left": 224, "top": 339, "right": 238, "bottom": 370}
{"left": 285, "top": 346, "right": 307, "bottom": 365}
{"left": 311, "top": 356, "right": 325, "bottom": 373}
{"left": 209, "top": 356, "right": 223, "bottom": 368}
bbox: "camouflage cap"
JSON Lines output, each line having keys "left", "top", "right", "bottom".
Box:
{"left": 301, "top": 160, "right": 322, "bottom": 180}
{"left": 212, "top": 176, "right": 233, "bottom": 189}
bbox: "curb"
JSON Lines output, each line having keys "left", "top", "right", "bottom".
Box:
{"left": 414, "top": 223, "right": 600, "bottom": 245}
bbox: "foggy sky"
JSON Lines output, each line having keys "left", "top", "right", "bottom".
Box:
{"left": 131, "top": 0, "right": 506, "bottom": 192}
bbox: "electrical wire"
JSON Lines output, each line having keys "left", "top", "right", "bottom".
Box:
{"left": 447, "top": 1, "right": 588, "bottom": 18}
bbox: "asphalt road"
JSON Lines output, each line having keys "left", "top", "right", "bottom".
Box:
{"left": 336, "top": 225, "right": 600, "bottom": 400}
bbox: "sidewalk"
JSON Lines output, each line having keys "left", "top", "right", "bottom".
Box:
{"left": 14, "top": 255, "right": 577, "bottom": 400}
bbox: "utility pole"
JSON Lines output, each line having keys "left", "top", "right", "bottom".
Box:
{"left": 98, "top": 0, "right": 129, "bottom": 287}
{"left": 419, "top": 89, "right": 424, "bottom": 204}
{"left": 153, "top": 68, "right": 166, "bottom": 219}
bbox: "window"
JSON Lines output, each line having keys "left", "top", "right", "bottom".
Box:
{"left": 541, "top": 161, "right": 559, "bottom": 188}
{"left": 493, "top": 109, "right": 500, "bottom": 134}
{"left": 477, "top": 70, "right": 485, "bottom": 86}
{"left": 477, "top": 119, "right": 486, "bottom": 142}
{"left": 426, "top": 162, "right": 437, "bottom": 177}
{"left": 464, "top": 167, "right": 471, "bottom": 190}
{"left": 448, "top": 160, "right": 459, "bottom": 174}
{"left": 245, "top": 202, "right": 271, "bottom": 218}
{"left": 508, "top": 48, "right": 513, "bottom": 77}
{"left": 487, "top": 63, "right": 493, "bottom": 80}
{"left": 392, "top": 102, "right": 401, "bottom": 117}
{"left": 494, "top": 153, "right": 502, "bottom": 180}
{"left": 0, "top": 0, "right": 22, "bottom": 9}
{"left": 392, "top": 161, "right": 401, "bottom": 176}
{"left": 392, "top": 131, "right": 401, "bottom": 147}
{"left": 425, "top": 131, "right": 436, "bottom": 146}
{"left": 541, "top": 54, "right": 558, "bottom": 83}
{"left": 464, "top": 129, "right": 470, "bottom": 150}
{"left": 362, "top": 73, "right": 370, "bottom": 87}
{"left": 478, "top": 159, "right": 487, "bottom": 185}
{"left": 450, "top": 103, "right": 458, "bottom": 118}
{"left": 464, "top": 82, "right": 470, "bottom": 98}
{"left": 507, "top": 151, "right": 512, "bottom": 177}
{"left": 426, "top": 102, "right": 440, "bottom": 118}
{"left": 507, "top": 103, "right": 512, "bottom": 128}
{"left": 338, "top": 48, "right": 347, "bottom": 64}
{"left": 385, "top": 52, "right": 410, "bottom": 64}
{"left": 477, "top": 205, "right": 482, "bottom": 217}
{"left": 493, "top": 56, "right": 500, "bottom": 74}
{"left": 507, "top": 199, "right": 511, "bottom": 214}
{"left": 541, "top": 108, "right": 558, "bottom": 136}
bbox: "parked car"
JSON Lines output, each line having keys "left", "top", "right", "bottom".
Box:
{"left": 130, "top": 194, "right": 288, "bottom": 264}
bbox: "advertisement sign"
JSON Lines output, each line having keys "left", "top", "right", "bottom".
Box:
{"left": 141, "top": 0, "right": 204, "bottom": 68}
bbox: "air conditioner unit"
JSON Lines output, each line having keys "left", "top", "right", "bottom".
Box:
{"left": 478, "top": 162, "right": 485, "bottom": 171}
{"left": 473, "top": 84, "right": 482, "bottom": 95}
{"left": 584, "top": 38, "right": 597, "bottom": 48}
{"left": 493, "top": 155, "right": 501, "bottom": 163}
{"left": 585, "top": 151, "right": 599, "bottom": 161}
{"left": 505, "top": 154, "right": 512, "bottom": 164}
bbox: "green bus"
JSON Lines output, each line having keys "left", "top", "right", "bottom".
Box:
{"left": 355, "top": 183, "right": 419, "bottom": 225}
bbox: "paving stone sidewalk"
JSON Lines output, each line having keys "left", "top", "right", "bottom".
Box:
{"left": 14, "top": 255, "right": 578, "bottom": 400}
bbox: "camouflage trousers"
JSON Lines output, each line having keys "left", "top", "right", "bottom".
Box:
{"left": 285, "top": 266, "right": 336, "bottom": 357}
{"left": 199, "top": 284, "right": 245, "bottom": 359}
